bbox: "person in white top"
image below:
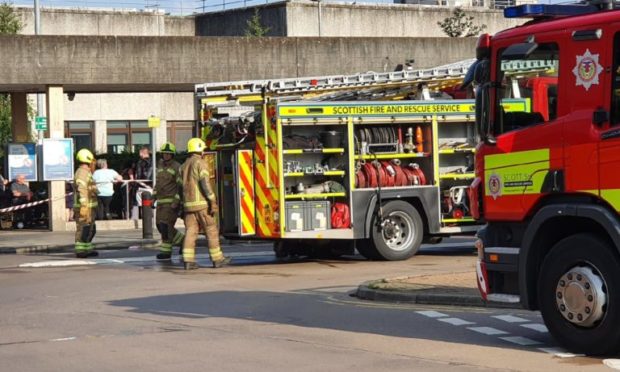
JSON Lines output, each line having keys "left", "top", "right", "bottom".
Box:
{"left": 92, "top": 159, "right": 122, "bottom": 220}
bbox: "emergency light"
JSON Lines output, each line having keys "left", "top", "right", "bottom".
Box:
{"left": 504, "top": 4, "right": 599, "bottom": 18}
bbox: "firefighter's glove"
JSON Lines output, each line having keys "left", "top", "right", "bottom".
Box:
{"left": 209, "top": 201, "right": 219, "bottom": 216}
{"left": 79, "top": 206, "right": 90, "bottom": 220}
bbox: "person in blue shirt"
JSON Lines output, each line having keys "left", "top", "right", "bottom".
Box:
{"left": 92, "top": 159, "right": 122, "bottom": 220}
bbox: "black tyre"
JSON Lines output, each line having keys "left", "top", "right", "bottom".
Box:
{"left": 538, "top": 233, "right": 620, "bottom": 355}
{"left": 356, "top": 239, "right": 382, "bottom": 260}
{"left": 366, "top": 200, "right": 424, "bottom": 261}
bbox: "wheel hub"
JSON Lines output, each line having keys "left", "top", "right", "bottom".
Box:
{"left": 555, "top": 265, "right": 606, "bottom": 327}
{"left": 380, "top": 211, "right": 414, "bottom": 252}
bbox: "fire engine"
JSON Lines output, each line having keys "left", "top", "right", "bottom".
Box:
{"left": 472, "top": 1, "right": 620, "bottom": 354}
{"left": 194, "top": 61, "right": 520, "bottom": 260}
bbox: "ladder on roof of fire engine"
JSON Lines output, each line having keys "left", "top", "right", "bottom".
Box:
{"left": 195, "top": 59, "right": 476, "bottom": 103}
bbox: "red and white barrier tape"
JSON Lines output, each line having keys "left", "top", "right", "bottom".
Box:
{"left": 0, "top": 193, "right": 73, "bottom": 214}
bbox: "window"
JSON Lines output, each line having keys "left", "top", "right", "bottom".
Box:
{"left": 495, "top": 43, "right": 559, "bottom": 134}
{"left": 106, "top": 120, "right": 152, "bottom": 154}
{"left": 167, "top": 121, "right": 195, "bottom": 152}
{"left": 66, "top": 121, "right": 93, "bottom": 152}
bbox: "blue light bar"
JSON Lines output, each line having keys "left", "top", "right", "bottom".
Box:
{"left": 504, "top": 4, "right": 599, "bottom": 18}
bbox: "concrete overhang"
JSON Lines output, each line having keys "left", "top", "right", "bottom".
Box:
{"left": 0, "top": 35, "right": 476, "bottom": 94}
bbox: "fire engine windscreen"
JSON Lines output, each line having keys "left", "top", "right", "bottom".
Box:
{"left": 495, "top": 43, "right": 559, "bottom": 134}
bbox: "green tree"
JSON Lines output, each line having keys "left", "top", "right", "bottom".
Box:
{"left": 437, "top": 8, "right": 487, "bottom": 37}
{"left": 0, "top": 2, "right": 24, "bottom": 156}
{"left": 244, "top": 8, "right": 271, "bottom": 37}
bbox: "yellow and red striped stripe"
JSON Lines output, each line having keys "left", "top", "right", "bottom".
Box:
{"left": 238, "top": 149, "right": 255, "bottom": 236}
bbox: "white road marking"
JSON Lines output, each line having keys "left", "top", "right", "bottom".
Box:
{"left": 520, "top": 324, "right": 548, "bottom": 333}
{"left": 438, "top": 318, "right": 475, "bottom": 326}
{"left": 538, "top": 347, "right": 583, "bottom": 358}
{"left": 467, "top": 326, "right": 508, "bottom": 335}
{"left": 492, "top": 315, "right": 529, "bottom": 323}
{"left": 500, "top": 336, "right": 542, "bottom": 346}
{"left": 603, "top": 359, "right": 620, "bottom": 370}
{"left": 19, "top": 260, "right": 97, "bottom": 268}
{"left": 50, "top": 337, "right": 76, "bottom": 342}
{"left": 416, "top": 310, "right": 448, "bottom": 318}
{"left": 18, "top": 251, "right": 275, "bottom": 268}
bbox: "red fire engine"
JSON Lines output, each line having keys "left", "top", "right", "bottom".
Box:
{"left": 471, "top": 1, "right": 620, "bottom": 354}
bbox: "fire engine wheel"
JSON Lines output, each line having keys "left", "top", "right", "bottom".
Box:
{"left": 538, "top": 233, "right": 620, "bottom": 355}
{"left": 367, "top": 200, "right": 423, "bottom": 261}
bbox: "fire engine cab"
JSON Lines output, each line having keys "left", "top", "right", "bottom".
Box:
{"left": 472, "top": 1, "right": 620, "bottom": 355}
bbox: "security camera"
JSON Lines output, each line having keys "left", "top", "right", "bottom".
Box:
{"left": 67, "top": 92, "right": 76, "bottom": 101}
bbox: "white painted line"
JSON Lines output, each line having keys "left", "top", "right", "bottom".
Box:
{"left": 50, "top": 337, "right": 77, "bottom": 342}
{"left": 492, "top": 315, "right": 529, "bottom": 323}
{"left": 603, "top": 359, "right": 620, "bottom": 370}
{"left": 538, "top": 347, "right": 583, "bottom": 358}
{"left": 500, "top": 336, "right": 542, "bottom": 346}
{"left": 438, "top": 318, "right": 475, "bottom": 326}
{"left": 416, "top": 310, "right": 448, "bottom": 318}
{"left": 19, "top": 260, "right": 97, "bottom": 268}
{"left": 521, "top": 324, "right": 548, "bottom": 333}
{"left": 467, "top": 326, "right": 508, "bottom": 335}
{"left": 19, "top": 251, "right": 275, "bottom": 268}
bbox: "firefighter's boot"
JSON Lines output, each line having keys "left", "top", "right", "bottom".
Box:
{"left": 184, "top": 261, "right": 199, "bottom": 270}
{"left": 212, "top": 256, "right": 231, "bottom": 268}
{"left": 156, "top": 252, "right": 172, "bottom": 260}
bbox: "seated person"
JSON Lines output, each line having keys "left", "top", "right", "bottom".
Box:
{"left": 11, "top": 174, "right": 34, "bottom": 227}
{"left": 11, "top": 174, "right": 33, "bottom": 205}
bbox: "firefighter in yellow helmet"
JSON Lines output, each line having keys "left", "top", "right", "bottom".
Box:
{"left": 177, "top": 138, "right": 230, "bottom": 270}
{"left": 154, "top": 142, "right": 185, "bottom": 260}
{"left": 74, "top": 148, "right": 98, "bottom": 258}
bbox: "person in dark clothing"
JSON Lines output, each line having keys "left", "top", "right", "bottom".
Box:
{"left": 136, "top": 146, "right": 153, "bottom": 185}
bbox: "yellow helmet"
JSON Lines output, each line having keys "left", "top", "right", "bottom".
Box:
{"left": 187, "top": 138, "right": 206, "bottom": 153}
{"left": 160, "top": 142, "right": 176, "bottom": 154}
{"left": 76, "top": 148, "right": 94, "bottom": 164}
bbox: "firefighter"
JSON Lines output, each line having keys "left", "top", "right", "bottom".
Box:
{"left": 154, "top": 142, "right": 185, "bottom": 260}
{"left": 178, "top": 138, "right": 230, "bottom": 270}
{"left": 74, "top": 148, "right": 98, "bottom": 258}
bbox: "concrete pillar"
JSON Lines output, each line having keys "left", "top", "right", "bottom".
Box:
{"left": 94, "top": 120, "right": 106, "bottom": 154}
{"left": 10, "top": 93, "right": 30, "bottom": 143}
{"left": 46, "top": 86, "right": 67, "bottom": 232}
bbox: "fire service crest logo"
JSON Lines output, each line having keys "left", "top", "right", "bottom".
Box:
{"left": 488, "top": 173, "right": 501, "bottom": 200}
{"left": 572, "top": 49, "right": 603, "bottom": 91}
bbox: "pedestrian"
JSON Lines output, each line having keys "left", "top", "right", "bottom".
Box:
{"left": 73, "top": 149, "right": 98, "bottom": 258}
{"left": 65, "top": 181, "right": 74, "bottom": 222}
{"left": 136, "top": 146, "right": 153, "bottom": 186}
{"left": 154, "top": 142, "right": 185, "bottom": 260}
{"left": 120, "top": 161, "right": 135, "bottom": 219}
{"left": 178, "top": 138, "right": 230, "bottom": 270}
{"left": 92, "top": 158, "right": 122, "bottom": 220}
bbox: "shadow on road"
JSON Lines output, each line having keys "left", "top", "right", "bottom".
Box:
{"left": 108, "top": 289, "right": 554, "bottom": 352}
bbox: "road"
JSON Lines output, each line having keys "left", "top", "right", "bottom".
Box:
{"left": 0, "top": 239, "right": 616, "bottom": 371}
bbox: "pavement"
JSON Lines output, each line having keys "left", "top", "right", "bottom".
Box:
{"left": 355, "top": 270, "right": 519, "bottom": 309}
{"left": 0, "top": 228, "right": 159, "bottom": 254}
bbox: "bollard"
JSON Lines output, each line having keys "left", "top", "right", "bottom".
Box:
{"left": 141, "top": 191, "right": 154, "bottom": 239}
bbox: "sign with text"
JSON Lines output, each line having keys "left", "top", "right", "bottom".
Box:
{"left": 35, "top": 116, "right": 47, "bottom": 131}
{"left": 42, "top": 138, "right": 74, "bottom": 181}
{"left": 7, "top": 143, "right": 37, "bottom": 181}
{"left": 148, "top": 116, "right": 160, "bottom": 128}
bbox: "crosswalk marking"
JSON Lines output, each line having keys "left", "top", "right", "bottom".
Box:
{"left": 416, "top": 310, "right": 448, "bottom": 318}
{"left": 521, "top": 324, "right": 548, "bottom": 333}
{"left": 468, "top": 326, "right": 509, "bottom": 335}
{"left": 500, "top": 336, "right": 542, "bottom": 346}
{"left": 438, "top": 317, "right": 475, "bottom": 326}
{"left": 492, "top": 315, "right": 529, "bottom": 323}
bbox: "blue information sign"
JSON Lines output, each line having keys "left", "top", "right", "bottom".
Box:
{"left": 42, "top": 139, "right": 74, "bottom": 181}
{"left": 7, "top": 143, "right": 37, "bottom": 182}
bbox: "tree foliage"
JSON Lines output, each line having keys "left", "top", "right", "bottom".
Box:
{"left": 437, "top": 7, "right": 487, "bottom": 37}
{"left": 0, "top": 2, "right": 22, "bottom": 35}
{"left": 0, "top": 2, "right": 24, "bottom": 157}
{"left": 244, "top": 8, "right": 271, "bottom": 37}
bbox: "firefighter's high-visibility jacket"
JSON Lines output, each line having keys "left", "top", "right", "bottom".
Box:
{"left": 178, "top": 154, "right": 216, "bottom": 213}
{"left": 153, "top": 159, "right": 181, "bottom": 205}
{"left": 74, "top": 167, "right": 98, "bottom": 209}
